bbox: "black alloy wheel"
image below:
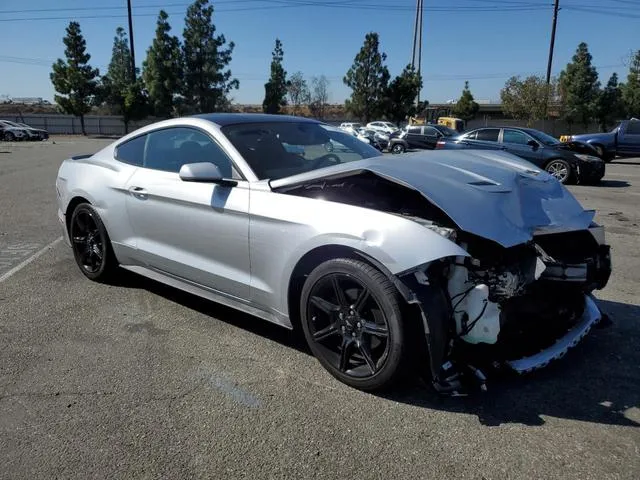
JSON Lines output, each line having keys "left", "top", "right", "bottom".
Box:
{"left": 300, "top": 258, "right": 406, "bottom": 391}
{"left": 70, "top": 203, "right": 115, "bottom": 281}
{"left": 391, "top": 143, "right": 406, "bottom": 154}
{"left": 545, "top": 159, "right": 573, "bottom": 184}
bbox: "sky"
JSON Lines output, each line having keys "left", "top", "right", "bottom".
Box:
{"left": 0, "top": 0, "right": 638, "bottom": 105}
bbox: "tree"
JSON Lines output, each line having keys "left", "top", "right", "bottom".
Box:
{"left": 142, "top": 10, "right": 183, "bottom": 118}
{"left": 309, "top": 75, "right": 330, "bottom": 119}
{"left": 50, "top": 21, "right": 99, "bottom": 135}
{"left": 452, "top": 81, "right": 479, "bottom": 121}
{"left": 262, "top": 39, "right": 288, "bottom": 114}
{"left": 558, "top": 42, "right": 600, "bottom": 129}
{"left": 343, "top": 32, "right": 390, "bottom": 123}
{"left": 500, "top": 75, "right": 552, "bottom": 126}
{"left": 596, "top": 73, "right": 624, "bottom": 131}
{"left": 287, "top": 71, "right": 310, "bottom": 115}
{"left": 99, "top": 27, "right": 147, "bottom": 134}
{"left": 621, "top": 50, "right": 640, "bottom": 117}
{"left": 384, "top": 64, "right": 422, "bottom": 126}
{"left": 182, "top": 0, "right": 239, "bottom": 113}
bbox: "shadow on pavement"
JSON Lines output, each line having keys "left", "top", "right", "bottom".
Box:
{"left": 115, "top": 271, "right": 640, "bottom": 428}
{"left": 598, "top": 179, "right": 631, "bottom": 188}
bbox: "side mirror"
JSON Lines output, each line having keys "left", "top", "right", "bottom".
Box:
{"left": 179, "top": 162, "right": 237, "bottom": 186}
{"left": 527, "top": 139, "right": 540, "bottom": 150}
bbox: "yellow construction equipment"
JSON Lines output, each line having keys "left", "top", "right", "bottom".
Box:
{"left": 437, "top": 117, "right": 465, "bottom": 132}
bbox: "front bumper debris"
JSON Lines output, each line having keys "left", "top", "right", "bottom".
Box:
{"left": 505, "top": 295, "right": 601, "bottom": 374}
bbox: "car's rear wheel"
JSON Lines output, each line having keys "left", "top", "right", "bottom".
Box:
{"left": 391, "top": 143, "right": 406, "bottom": 154}
{"left": 545, "top": 159, "right": 573, "bottom": 184}
{"left": 70, "top": 203, "right": 117, "bottom": 281}
{"left": 5, "top": 131, "right": 15, "bottom": 141}
{"left": 300, "top": 258, "right": 406, "bottom": 391}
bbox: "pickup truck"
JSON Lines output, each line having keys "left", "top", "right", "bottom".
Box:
{"left": 567, "top": 119, "right": 640, "bottom": 162}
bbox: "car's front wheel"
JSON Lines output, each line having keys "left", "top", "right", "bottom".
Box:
{"left": 69, "top": 203, "right": 117, "bottom": 281}
{"left": 545, "top": 159, "right": 573, "bottom": 184}
{"left": 5, "top": 131, "right": 15, "bottom": 141}
{"left": 300, "top": 258, "right": 406, "bottom": 391}
{"left": 391, "top": 143, "right": 406, "bottom": 154}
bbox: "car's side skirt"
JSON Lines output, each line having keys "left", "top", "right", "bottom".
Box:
{"left": 119, "top": 264, "right": 292, "bottom": 329}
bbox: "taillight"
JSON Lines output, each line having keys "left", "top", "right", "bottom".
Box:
{"left": 436, "top": 140, "right": 446, "bottom": 149}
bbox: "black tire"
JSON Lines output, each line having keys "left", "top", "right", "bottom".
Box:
{"left": 5, "top": 131, "right": 15, "bottom": 142}
{"left": 300, "top": 258, "right": 406, "bottom": 391}
{"left": 545, "top": 158, "right": 574, "bottom": 184}
{"left": 391, "top": 143, "right": 406, "bottom": 154}
{"left": 69, "top": 203, "right": 117, "bottom": 281}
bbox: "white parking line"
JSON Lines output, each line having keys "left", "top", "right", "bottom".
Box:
{"left": 0, "top": 237, "right": 63, "bottom": 283}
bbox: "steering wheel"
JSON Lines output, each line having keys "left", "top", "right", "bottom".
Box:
{"left": 311, "top": 153, "right": 341, "bottom": 169}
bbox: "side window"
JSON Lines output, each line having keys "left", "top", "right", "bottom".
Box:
{"left": 475, "top": 128, "right": 500, "bottom": 142}
{"left": 115, "top": 135, "right": 146, "bottom": 166}
{"left": 423, "top": 127, "right": 439, "bottom": 137}
{"left": 626, "top": 121, "right": 640, "bottom": 134}
{"left": 503, "top": 129, "right": 529, "bottom": 145}
{"left": 462, "top": 131, "right": 477, "bottom": 140}
{"left": 407, "top": 126, "right": 422, "bottom": 134}
{"left": 143, "top": 127, "right": 236, "bottom": 178}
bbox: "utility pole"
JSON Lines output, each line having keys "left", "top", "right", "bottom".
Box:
{"left": 545, "top": 0, "right": 560, "bottom": 85}
{"left": 127, "top": 0, "right": 136, "bottom": 82}
{"left": 544, "top": 0, "right": 560, "bottom": 118}
{"left": 411, "top": 0, "right": 424, "bottom": 108}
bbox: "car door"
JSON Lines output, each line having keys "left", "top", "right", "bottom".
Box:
{"left": 405, "top": 126, "right": 423, "bottom": 148}
{"left": 618, "top": 120, "right": 640, "bottom": 155}
{"left": 422, "top": 126, "right": 441, "bottom": 149}
{"left": 124, "top": 126, "right": 251, "bottom": 300}
{"left": 467, "top": 128, "right": 501, "bottom": 149}
{"left": 501, "top": 129, "right": 543, "bottom": 164}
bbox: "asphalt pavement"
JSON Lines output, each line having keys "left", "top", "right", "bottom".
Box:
{"left": 1, "top": 138, "right": 638, "bottom": 479}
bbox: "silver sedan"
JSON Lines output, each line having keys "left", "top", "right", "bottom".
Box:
{"left": 56, "top": 114, "right": 612, "bottom": 394}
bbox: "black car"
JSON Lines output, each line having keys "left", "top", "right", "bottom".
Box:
{"left": 436, "top": 126, "right": 605, "bottom": 184}
{"left": 389, "top": 124, "right": 458, "bottom": 154}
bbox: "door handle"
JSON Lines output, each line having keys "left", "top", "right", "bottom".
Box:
{"left": 129, "top": 186, "right": 148, "bottom": 200}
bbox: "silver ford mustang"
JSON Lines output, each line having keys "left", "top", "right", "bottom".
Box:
{"left": 56, "top": 114, "right": 612, "bottom": 394}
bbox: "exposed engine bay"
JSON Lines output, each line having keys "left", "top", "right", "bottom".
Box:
{"left": 277, "top": 172, "right": 612, "bottom": 394}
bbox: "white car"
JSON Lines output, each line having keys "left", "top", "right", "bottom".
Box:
{"left": 366, "top": 121, "right": 399, "bottom": 135}
{"left": 339, "top": 122, "right": 363, "bottom": 135}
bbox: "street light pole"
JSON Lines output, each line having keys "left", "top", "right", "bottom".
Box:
{"left": 411, "top": 0, "right": 424, "bottom": 108}
{"left": 127, "top": 0, "right": 136, "bottom": 82}
{"left": 546, "top": 0, "right": 560, "bottom": 85}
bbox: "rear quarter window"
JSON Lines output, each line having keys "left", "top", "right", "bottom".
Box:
{"left": 115, "top": 135, "right": 146, "bottom": 166}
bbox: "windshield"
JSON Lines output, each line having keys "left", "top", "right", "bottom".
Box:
{"left": 528, "top": 129, "right": 561, "bottom": 145}
{"left": 436, "top": 126, "right": 458, "bottom": 137}
{"left": 221, "top": 121, "right": 383, "bottom": 180}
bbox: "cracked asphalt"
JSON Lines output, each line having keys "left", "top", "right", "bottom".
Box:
{"left": 1, "top": 138, "right": 638, "bottom": 479}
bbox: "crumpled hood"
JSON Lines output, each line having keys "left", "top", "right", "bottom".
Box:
{"left": 271, "top": 149, "right": 595, "bottom": 248}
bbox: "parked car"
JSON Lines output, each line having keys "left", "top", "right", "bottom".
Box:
{"left": 56, "top": 113, "right": 611, "bottom": 394}
{"left": 437, "top": 126, "right": 605, "bottom": 184}
{"left": 357, "top": 128, "right": 389, "bottom": 151}
{"left": 0, "top": 121, "right": 28, "bottom": 141}
{"left": 366, "top": 121, "right": 398, "bottom": 135}
{"left": 0, "top": 120, "right": 48, "bottom": 141}
{"left": 567, "top": 119, "right": 640, "bottom": 162}
{"left": 339, "top": 122, "right": 363, "bottom": 135}
{"left": 389, "top": 124, "right": 459, "bottom": 153}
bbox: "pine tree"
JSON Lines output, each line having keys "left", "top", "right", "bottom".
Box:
{"left": 100, "top": 27, "right": 147, "bottom": 134}
{"left": 50, "top": 21, "right": 99, "bottom": 135}
{"left": 596, "top": 73, "right": 624, "bottom": 131}
{"left": 343, "top": 32, "right": 390, "bottom": 123}
{"left": 142, "top": 10, "right": 183, "bottom": 118}
{"left": 182, "top": 0, "right": 238, "bottom": 113}
{"left": 263, "top": 39, "right": 288, "bottom": 114}
{"left": 621, "top": 50, "right": 640, "bottom": 118}
{"left": 384, "top": 65, "right": 422, "bottom": 126}
{"left": 452, "top": 81, "right": 479, "bottom": 121}
{"left": 559, "top": 42, "right": 600, "bottom": 129}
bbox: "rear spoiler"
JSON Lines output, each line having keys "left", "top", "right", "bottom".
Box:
{"left": 71, "top": 154, "right": 93, "bottom": 160}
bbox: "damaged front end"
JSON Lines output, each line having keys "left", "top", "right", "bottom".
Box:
{"left": 399, "top": 225, "right": 612, "bottom": 395}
